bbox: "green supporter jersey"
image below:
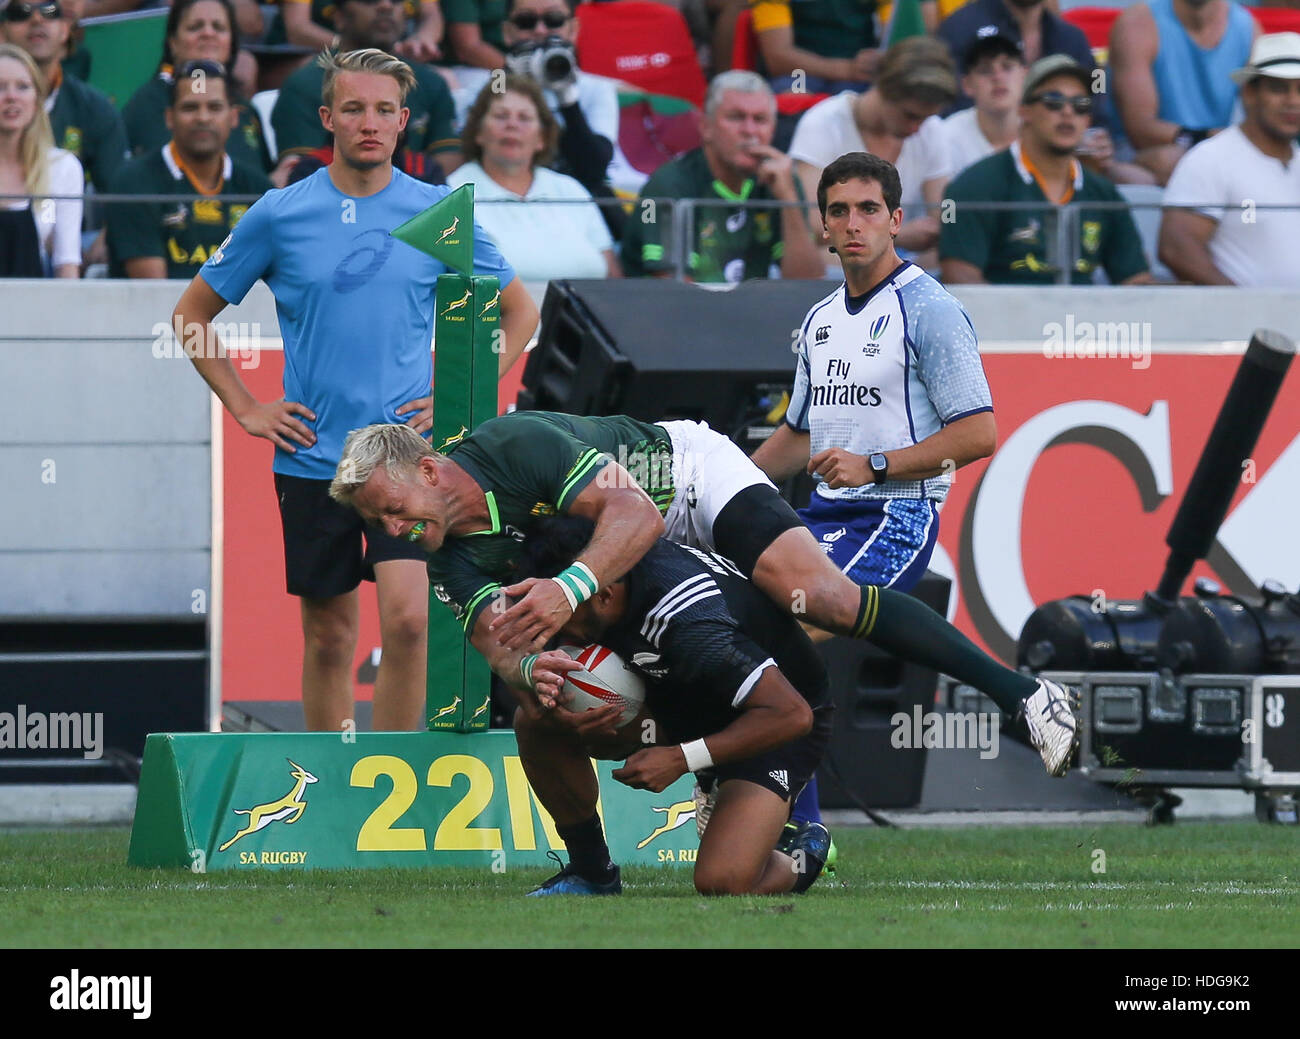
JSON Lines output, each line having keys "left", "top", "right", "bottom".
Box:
{"left": 441, "top": 0, "right": 508, "bottom": 53}
{"left": 123, "top": 74, "right": 273, "bottom": 174}
{"left": 425, "top": 412, "right": 675, "bottom": 634}
{"left": 264, "top": 0, "right": 419, "bottom": 44}
{"left": 621, "top": 148, "right": 787, "bottom": 282}
{"left": 48, "top": 73, "right": 129, "bottom": 192}
{"left": 791, "top": 0, "right": 877, "bottom": 61}
{"left": 105, "top": 147, "right": 270, "bottom": 278}
{"left": 271, "top": 57, "right": 458, "bottom": 158}
{"left": 939, "top": 145, "right": 1149, "bottom": 285}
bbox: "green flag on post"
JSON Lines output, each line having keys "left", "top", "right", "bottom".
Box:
{"left": 881, "top": 0, "right": 927, "bottom": 47}
{"left": 391, "top": 183, "right": 475, "bottom": 274}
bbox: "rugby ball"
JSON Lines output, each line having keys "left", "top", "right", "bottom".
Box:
{"left": 557, "top": 644, "right": 646, "bottom": 727}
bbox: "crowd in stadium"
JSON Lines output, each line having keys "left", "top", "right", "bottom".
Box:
{"left": 1, "top": 0, "right": 1298, "bottom": 286}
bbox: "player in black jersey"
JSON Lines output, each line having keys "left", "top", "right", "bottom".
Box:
{"left": 332, "top": 418, "right": 1076, "bottom": 777}
{"left": 511, "top": 515, "right": 836, "bottom": 897}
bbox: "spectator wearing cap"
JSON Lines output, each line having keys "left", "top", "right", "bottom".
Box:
{"left": 788, "top": 36, "right": 957, "bottom": 262}
{"left": 122, "top": 0, "right": 277, "bottom": 179}
{"left": 1110, "top": 0, "right": 1259, "bottom": 186}
{"left": 940, "top": 55, "right": 1151, "bottom": 284}
{"left": 935, "top": 0, "right": 1113, "bottom": 130}
{"left": 2, "top": 0, "right": 127, "bottom": 193}
{"left": 107, "top": 61, "right": 269, "bottom": 279}
{"left": 272, "top": 0, "right": 460, "bottom": 180}
{"left": 940, "top": 32, "right": 1027, "bottom": 177}
{"left": 1159, "top": 32, "right": 1300, "bottom": 287}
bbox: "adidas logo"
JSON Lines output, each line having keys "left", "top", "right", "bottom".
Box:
{"left": 768, "top": 769, "right": 789, "bottom": 792}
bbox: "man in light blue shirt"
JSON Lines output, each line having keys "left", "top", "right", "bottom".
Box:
{"left": 172, "top": 48, "right": 539, "bottom": 733}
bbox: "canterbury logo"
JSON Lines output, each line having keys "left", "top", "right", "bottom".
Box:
{"left": 441, "top": 289, "right": 472, "bottom": 315}
{"left": 821, "top": 527, "right": 847, "bottom": 543}
{"left": 636, "top": 799, "right": 696, "bottom": 849}
{"left": 478, "top": 289, "right": 499, "bottom": 317}
{"left": 432, "top": 696, "right": 462, "bottom": 721}
{"left": 218, "top": 759, "right": 318, "bottom": 852}
{"left": 434, "top": 216, "right": 459, "bottom": 245}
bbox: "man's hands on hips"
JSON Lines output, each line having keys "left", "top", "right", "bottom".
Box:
{"left": 396, "top": 385, "right": 434, "bottom": 436}
{"left": 491, "top": 576, "right": 574, "bottom": 649}
{"left": 236, "top": 399, "right": 316, "bottom": 452}
{"left": 809, "top": 447, "right": 872, "bottom": 488}
{"left": 613, "top": 745, "right": 688, "bottom": 793}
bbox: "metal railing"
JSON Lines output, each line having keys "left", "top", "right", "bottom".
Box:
{"left": 6, "top": 191, "right": 1300, "bottom": 285}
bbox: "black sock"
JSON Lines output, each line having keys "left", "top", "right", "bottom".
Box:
{"left": 556, "top": 815, "right": 615, "bottom": 880}
{"left": 853, "top": 585, "right": 1038, "bottom": 716}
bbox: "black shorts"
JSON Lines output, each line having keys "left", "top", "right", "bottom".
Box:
{"left": 711, "top": 482, "right": 805, "bottom": 577}
{"left": 700, "top": 704, "right": 834, "bottom": 803}
{"left": 274, "top": 472, "right": 426, "bottom": 599}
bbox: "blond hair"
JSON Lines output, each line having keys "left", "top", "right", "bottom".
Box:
{"left": 317, "top": 47, "right": 417, "bottom": 109}
{"left": 875, "top": 36, "right": 958, "bottom": 108}
{"left": 0, "top": 44, "right": 55, "bottom": 198}
{"left": 330, "top": 424, "right": 436, "bottom": 505}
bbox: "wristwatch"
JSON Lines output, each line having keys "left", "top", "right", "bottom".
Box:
{"left": 869, "top": 452, "right": 889, "bottom": 484}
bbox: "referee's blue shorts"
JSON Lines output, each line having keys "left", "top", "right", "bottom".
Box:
{"left": 797, "top": 494, "right": 939, "bottom": 593}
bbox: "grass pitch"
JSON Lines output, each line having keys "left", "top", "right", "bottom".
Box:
{"left": 2, "top": 822, "right": 1297, "bottom": 948}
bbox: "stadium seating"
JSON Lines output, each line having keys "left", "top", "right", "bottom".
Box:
{"left": 575, "top": 0, "right": 707, "bottom": 106}
{"left": 251, "top": 89, "right": 280, "bottom": 162}
{"left": 730, "top": 7, "right": 759, "bottom": 71}
{"left": 1250, "top": 6, "right": 1300, "bottom": 33}
{"left": 1117, "top": 182, "right": 1174, "bottom": 283}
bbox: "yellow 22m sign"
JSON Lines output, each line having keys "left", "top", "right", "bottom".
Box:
{"left": 349, "top": 753, "right": 601, "bottom": 853}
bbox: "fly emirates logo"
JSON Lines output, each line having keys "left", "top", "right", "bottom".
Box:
{"left": 809, "top": 358, "right": 882, "bottom": 408}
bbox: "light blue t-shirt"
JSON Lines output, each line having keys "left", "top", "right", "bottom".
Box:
{"left": 1151, "top": 0, "right": 1254, "bottom": 131}
{"left": 199, "top": 167, "right": 515, "bottom": 479}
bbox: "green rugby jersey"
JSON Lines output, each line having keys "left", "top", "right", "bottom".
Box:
{"left": 622, "top": 148, "right": 786, "bottom": 282}
{"left": 940, "top": 142, "right": 1148, "bottom": 285}
{"left": 48, "top": 72, "right": 129, "bottom": 192}
{"left": 123, "top": 74, "right": 273, "bottom": 174}
{"left": 425, "top": 412, "right": 675, "bottom": 634}
{"left": 105, "top": 146, "right": 270, "bottom": 278}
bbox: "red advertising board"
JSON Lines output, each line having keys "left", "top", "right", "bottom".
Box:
{"left": 220, "top": 351, "right": 1299, "bottom": 702}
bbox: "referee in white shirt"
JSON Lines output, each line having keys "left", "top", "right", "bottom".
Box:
{"left": 752, "top": 151, "right": 1000, "bottom": 825}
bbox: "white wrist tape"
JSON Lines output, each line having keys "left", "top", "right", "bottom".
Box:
{"left": 680, "top": 739, "right": 714, "bottom": 772}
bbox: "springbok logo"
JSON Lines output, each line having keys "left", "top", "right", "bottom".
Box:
{"left": 432, "top": 696, "right": 462, "bottom": 721}
{"left": 636, "top": 799, "right": 696, "bottom": 849}
{"left": 478, "top": 289, "right": 500, "bottom": 318}
{"left": 471, "top": 694, "right": 491, "bottom": 721}
{"left": 435, "top": 215, "right": 460, "bottom": 245}
{"left": 437, "top": 425, "right": 469, "bottom": 453}
{"left": 441, "top": 289, "right": 472, "bottom": 316}
{"left": 218, "top": 759, "right": 318, "bottom": 852}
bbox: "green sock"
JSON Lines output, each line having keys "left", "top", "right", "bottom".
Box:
{"left": 853, "top": 586, "right": 1037, "bottom": 716}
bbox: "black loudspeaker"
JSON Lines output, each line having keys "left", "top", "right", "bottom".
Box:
{"left": 816, "top": 572, "right": 952, "bottom": 809}
{"left": 0, "top": 620, "right": 208, "bottom": 783}
{"left": 518, "top": 278, "right": 838, "bottom": 437}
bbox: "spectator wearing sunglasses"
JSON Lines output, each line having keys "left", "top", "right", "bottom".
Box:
{"left": 271, "top": 0, "right": 460, "bottom": 178}
{"left": 2, "top": 0, "right": 127, "bottom": 194}
{"left": 502, "top": 0, "right": 617, "bottom": 217}
{"left": 940, "top": 56, "right": 1151, "bottom": 285}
